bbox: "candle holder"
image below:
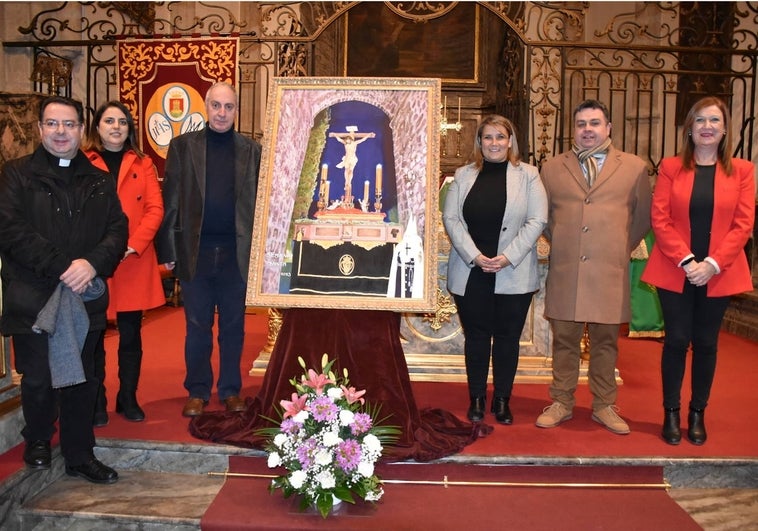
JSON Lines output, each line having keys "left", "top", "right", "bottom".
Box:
{"left": 374, "top": 192, "right": 383, "bottom": 213}
{"left": 440, "top": 97, "right": 463, "bottom": 157}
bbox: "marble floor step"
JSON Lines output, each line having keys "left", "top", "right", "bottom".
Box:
{"left": 18, "top": 469, "right": 224, "bottom": 530}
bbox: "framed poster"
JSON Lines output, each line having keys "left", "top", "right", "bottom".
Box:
{"left": 247, "top": 77, "right": 441, "bottom": 312}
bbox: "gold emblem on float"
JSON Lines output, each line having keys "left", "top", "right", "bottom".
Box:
{"left": 338, "top": 254, "right": 355, "bottom": 275}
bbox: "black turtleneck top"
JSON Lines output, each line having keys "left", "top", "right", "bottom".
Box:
{"left": 201, "top": 127, "right": 236, "bottom": 247}
{"left": 462, "top": 160, "right": 508, "bottom": 257}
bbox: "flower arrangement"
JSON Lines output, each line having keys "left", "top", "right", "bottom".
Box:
{"left": 262, "top": 354, "right": 400, "bottom": 518}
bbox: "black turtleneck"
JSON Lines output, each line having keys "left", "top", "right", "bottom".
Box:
{"left": 201, "top": 126, "right": 236, "bottom": 247}
{"left": 99, "top": 149, "right": 125, "bottom": 182}
{"left": 462, "top": 160, "right": 508, "bottom": 257}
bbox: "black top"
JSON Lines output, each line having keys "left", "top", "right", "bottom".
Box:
{"left": 689, "top": 164, "right": 715, "bottom": 260}
{"left": 201, "top": 127, "right": 236, "bottom": 247}
{"left": 99, "top": 149, "right": 125, "bottom": 182}
{"left": 462, "top": 160, "right": 507, "bottom": 257}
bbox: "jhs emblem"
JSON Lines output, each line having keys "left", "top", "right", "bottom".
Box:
{"left": 338, "top": 254, "right": 355, "bottom": 275}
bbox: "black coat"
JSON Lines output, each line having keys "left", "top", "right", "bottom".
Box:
{"left": 0, "top": 147, "right": 128, "bottom": 334}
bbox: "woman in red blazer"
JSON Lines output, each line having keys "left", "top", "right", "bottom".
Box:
{"left": 642, "top": 97, "right": 755, "bottom": 446}
{"left": 83, "top": 101, "right": 165, "bottom": 424}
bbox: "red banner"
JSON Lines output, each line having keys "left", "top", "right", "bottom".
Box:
{"left": 117, "top": 37, "right": 239, "bottom": 176}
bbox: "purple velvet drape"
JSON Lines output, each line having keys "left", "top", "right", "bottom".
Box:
{"left": 189, "top": 308, "right": 490, "bottom": 461}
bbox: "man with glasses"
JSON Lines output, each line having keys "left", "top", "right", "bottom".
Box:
{"left": 0, "top": 96, "right": 128, "bottom": 483}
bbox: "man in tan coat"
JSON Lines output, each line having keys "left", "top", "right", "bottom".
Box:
{"left": 537, "top": 99, "right": 652, "bottom": 435}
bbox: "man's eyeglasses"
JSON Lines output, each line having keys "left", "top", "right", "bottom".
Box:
{"left": 41, "top": 119, "right": 81, "bottom": 130}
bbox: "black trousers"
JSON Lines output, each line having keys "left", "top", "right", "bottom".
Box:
{"left": 13, "top": 330, "right": 100, "bottom": 466}
{"left": 657, "top": 284, "right": 730, "bottom": 410}
{"left": 94, "top": 310, "right": 143, "bottom": 391}
{"left": 454, "top": 267, "right": 534, "bottom": 399}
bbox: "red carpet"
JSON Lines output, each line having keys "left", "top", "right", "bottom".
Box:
{"left": 200, "top": 456, "right": 700, "bottom": 530}
{"left": 2, "top": 304, "right": 757, "bottom": 483}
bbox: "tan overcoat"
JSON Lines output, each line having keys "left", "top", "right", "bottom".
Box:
{"left": 540, "top": 146, "right": 652, "bottom": 324}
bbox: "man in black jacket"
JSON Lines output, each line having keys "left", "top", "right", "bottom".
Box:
{"left": 0, "top": 96, "right": 128, "bottom": 483}
{"left": 156, "top": 82, "right": 260, "bottom": 417}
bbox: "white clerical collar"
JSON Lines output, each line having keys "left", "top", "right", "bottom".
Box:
{"left": 59, "top": 158, "right": 72, "bottom": 167}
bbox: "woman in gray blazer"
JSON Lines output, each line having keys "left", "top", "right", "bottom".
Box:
{"left": 442, "top": 115, "right": 547, "bottom": 424}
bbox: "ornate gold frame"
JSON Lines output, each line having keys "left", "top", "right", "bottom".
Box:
{"left": 247, "top": 77, "right": 441, "bottom": 312}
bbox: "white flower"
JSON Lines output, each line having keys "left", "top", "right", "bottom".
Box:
{"left": 289, "top": 470, "right": 307, "bottom": 489}
{"left": 267, "top": 452, "right": 282, "bottom": 468}
{"left": 316, "top": 470, "right": 336, "bottom": 489}
{"left": 364, "top": 487, "right": 384, "bottom": 502}
{"left": 362, "top": 433, "right": 382, "bottom": 453}
{"left": 357, "top": 460, "right": 374, "bottom": 477}
{"left": 327, "top": 387, "right": 343, "bottom": 400}
{"left": 293, "top": 410, "right": 310, "bottom": 423}
{"left": 339, "top": 409, "right": 355, "bottom": 426}
{"left": 314, "top": 449, "right": 332, "bottom": 466}
{"left": 273, "top": 433, "right": 288, "bottom": 448}
{"left": 322, "top": 431, "right": 341, "bottom": 447}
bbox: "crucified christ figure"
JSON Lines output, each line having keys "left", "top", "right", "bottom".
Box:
{"left": 329, "top": 128, "right": 375, "bottom": 203}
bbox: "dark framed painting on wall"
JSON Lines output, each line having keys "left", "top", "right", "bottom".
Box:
{"left": 246, "top": 77, "right": 441, "bottom": 312}
{"left": 344, "top": 2, "right": 480, "bottom": 84}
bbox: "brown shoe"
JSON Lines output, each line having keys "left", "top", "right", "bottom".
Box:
{"left": 223, "top": 395, "right": 246, "bottom": 412}
{"left": 182, "top": 397, "right": 206, "bottom": 417}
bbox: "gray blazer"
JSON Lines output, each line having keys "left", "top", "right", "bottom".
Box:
{"left": 442, "top": 161, "right": 547, "bottom": 296}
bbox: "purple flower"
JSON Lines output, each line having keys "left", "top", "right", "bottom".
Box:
{"left": 296, "top": 437, "right": 318, "bottom": 468}
{"left": 335, "top": 439, "right": 361, "bottom": 472}
{"left": 310, "top": 395, "right": 339, "bottom": 422}
{"left": 281, "top": 418, "right": 299, "bottom": 435}
{"left": 351, "top": 412, "right": 373, "bottom": 435}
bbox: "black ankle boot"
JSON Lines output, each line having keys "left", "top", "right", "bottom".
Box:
{"left": 467, "top": 396, "right": 486, "bottom": 422}
{"left": 687, "top": 408, "right": 706, "bottom": 445}
{"left": 116, "top": 391, "right": 145, "bottom": 422}
{"left": 661, "top": 407, "right": 681, "bottom": 445}
{"left": 491, "top": 397, "right": 513, "bottom": 425}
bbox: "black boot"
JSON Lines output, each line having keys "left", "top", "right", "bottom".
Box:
{"left": 467, "top": 396, "right": 486, "bottom": 422}
{"left": 115, "top": 350, "right": 145, "bottom": 422}
{"left": 687, "top": 407, "right": 706, "bottom": 445}
{"left": 661, "top": 407, "right": 681, "bottom": 445}
{"left": 491, "top": 397, "right": 513, "bottom": 425}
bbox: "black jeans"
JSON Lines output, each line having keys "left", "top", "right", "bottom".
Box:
{"left": 454, "top": 267, "right": 534, "bottom": 399}
{"left": 657, "top": 284, "right": 730, "bottom": 410}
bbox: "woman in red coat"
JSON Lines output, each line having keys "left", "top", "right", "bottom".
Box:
{"left": 642, "top": 97, "right": 755, "bottom": 446}
{"left": 83, "top": 101, "right": 165, "bottom": 424}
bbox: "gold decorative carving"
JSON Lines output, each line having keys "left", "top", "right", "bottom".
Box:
{"left": 422, "top": 287, "right": 458, "bottom": 332}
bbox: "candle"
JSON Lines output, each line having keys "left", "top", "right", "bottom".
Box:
{"left": 320, "top": 164, "right": 328, "bottom": 190}
{"left": 363, "top": 180, "right": 369, "bottom": 203}
{"left": 443, "top": 96, "right": 447, "bottom": 119}
{"left": 457, "top": 97, "right": 461, "bottom": 123}
{"left": 375, "top": 164, "right": 382, "bottom": 193}
{"left": 324, "top": 180, "right": 330, "bottom": 201}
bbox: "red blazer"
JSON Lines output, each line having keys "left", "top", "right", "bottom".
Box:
{"left": 641, "top": 156, "right": 755, "bottom": 297}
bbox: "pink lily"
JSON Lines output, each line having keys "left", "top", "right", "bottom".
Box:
{"left": 280, "top": 392, "right": 308, "bottom": 419}
{"left": 301, "top": 369, "right": 334, "bottom": 395}
{"left": 340, "top": 385, "right": 366, "bottom": 405}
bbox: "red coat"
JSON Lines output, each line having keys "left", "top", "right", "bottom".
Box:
{"left": 87, "top": 149, "right": 166, "bottom": 317}
{"left": 641, "top": 156, "right": 755, "bottom": 297}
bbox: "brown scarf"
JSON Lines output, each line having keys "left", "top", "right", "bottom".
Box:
{"left": 572, "top": 138, "right": 612, "bottom": 187}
